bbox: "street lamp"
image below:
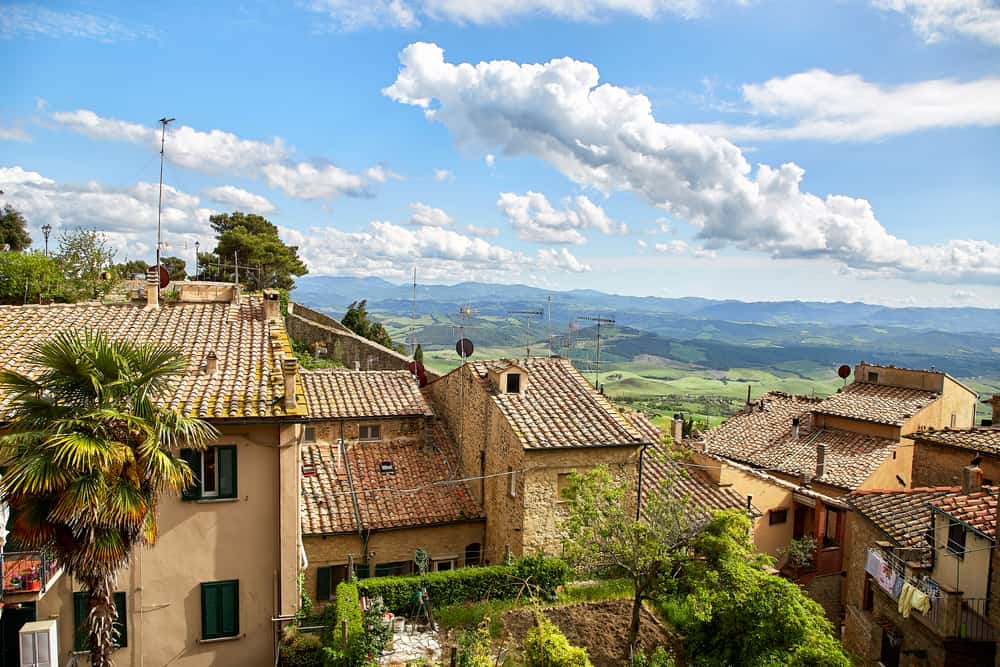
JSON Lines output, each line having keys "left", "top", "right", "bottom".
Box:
{"left": 195, "top": 241, "right": 200, "bottom": 279}
{"left": 41, "top": 224, "right": 52, "bottom": 256}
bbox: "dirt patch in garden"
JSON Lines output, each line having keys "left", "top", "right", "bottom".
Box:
{"left": 502, "top": 600, "right": 683, "bottom": 666}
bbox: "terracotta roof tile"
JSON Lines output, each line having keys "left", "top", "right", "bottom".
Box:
{"left": 467, "top": 358, "right": 646, "bottom": 450}
{"left": 913, "top": 428, "right": 1000, "bottom": 457}
{"left": 849, "top": 487, "right": 959, "bottom": 551}
{"left": 624, "top": 411, "right": 747, "bottom": 524}
{"left": 301, "top": 369, "right": 432, "bottom": 419}
{"left": 931, "top": 486, "right": 999, "bottom": 540}
{"left": 301, "top": 423, "right": 483, "bottom": 536}
{"left": 813, "top": 382, "right": 938, "bottom": 426}
{"left": 0, "top": 298, "right": 300, "bottom": 419}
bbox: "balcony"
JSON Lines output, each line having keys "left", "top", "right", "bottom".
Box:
{"left": 1, "top": 549, "right": 62, "bottom": 600}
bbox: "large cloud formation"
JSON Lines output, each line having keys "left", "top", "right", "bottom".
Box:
{"left": 873, "top": 0, "right": 1000, "bottom": 46}
{"left": 384, "top": 43, "right": 1000, "bottom": 283}
{"left": 497, "top": 191, "right": 626, "bottom": 244}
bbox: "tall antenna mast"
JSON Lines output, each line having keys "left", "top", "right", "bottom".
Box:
{"left": 508, "top": 309, "right": 543, "bottom": 358}
{"left": 156, "top": 116, "right": 175, "bottom": 295}
{"left": 577, "top": 315, "right": 615, "bottom": 390}
{"left": 411, "top": 265, "right": 417, "bottom": 357}
{"left": 547, "top": 296, "right": 552, "bottom": 355}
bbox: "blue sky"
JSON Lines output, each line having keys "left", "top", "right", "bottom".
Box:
{"left": 2, "top": 0, "right": 999, "bottom": 306}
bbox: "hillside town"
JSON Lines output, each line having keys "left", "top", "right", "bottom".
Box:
{"left": 0, "top": 269, "right": 997, "bottom": 666}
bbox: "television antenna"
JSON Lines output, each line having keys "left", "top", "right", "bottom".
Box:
{"left": 155, "top": 116, "right": 175, "bottom": 297}
{"left": 508, "top": 309, "right": 543, "bottom": 358}
{"left": 576, "top": 315, "right": 615, "bottom": 390}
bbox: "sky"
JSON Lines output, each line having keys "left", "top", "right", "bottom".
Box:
{"left": 2, "top": 0, "right": 999, "bottom": 307}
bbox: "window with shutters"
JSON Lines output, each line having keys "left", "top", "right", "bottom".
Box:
{"left": 74, "top": 591, "right": 127, "bottom": 651}
{"left": 201, "top": 580, "right": 239, "bottom": 640}
{"left": 180, "top": 446, "right": 237, "bottom": 500}
{"left": 359, "top": 424, "right": 381, "bottom": 441}
{"left": 315, "top": 565, "right": 349, "bottom": 601}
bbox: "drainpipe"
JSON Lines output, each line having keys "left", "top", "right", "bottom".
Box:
{"left": 636, "top": 442, "right": 650, "bottom": 520}
{"left": 341, "top": 419, "right": 365, "bottom": 578}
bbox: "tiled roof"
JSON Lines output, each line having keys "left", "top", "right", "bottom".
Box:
{"left": 301, "top": 369, "right": 432, "bottom": 419}
{"left": 466, "top": 358, "right": 646, "bottom": 450}
{"left": 624, "top": 411, "right": 747, "bottom": 524}
{"left": 301, "top": 425, "right": 484, "bottom": 536}
{"left": 849, "top": 487, "right": 959, "bottom": 550}
{"left": 699, "top": 392, "right": 897, "bottom": 490}
{"left": 813, "top": 382, "right": 939, "bottom": 426}
{"left": 931, "top": 487, "right": 999, "bottom": 541}
{"left": 0, "top": 299, "right": 301, "bottom": 419}
{"left": 912, "top": 428, "right": 1000, "bottom": 457}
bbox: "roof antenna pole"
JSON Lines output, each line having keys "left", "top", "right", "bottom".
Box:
{"left": 577, "top": 315, "right": 615, "bottom": 390}
{"left": 411, "top": 265, "right": 417, "bottom": 357}
{"left": 547, "top": 295, "right": 552, "bottom": 355}
{"left": 508, "top": 309, "right": 543, "bottom": 359}
{"left": 156, "top": 116, "right": 175, "bottom": 297}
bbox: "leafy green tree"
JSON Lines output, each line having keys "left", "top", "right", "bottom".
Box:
{"left": 560, "top": 463, "right": 692, "bottom": 663}
{"left": 114, "top": 259, "right": 149, "bottom": 279}
{"left": 671, "top": 511, "right": 850, "bottom": 667}
{"left": 0, "top": 330, "right": 216, "bottom": 667}
{"left": 206, "top": 212, "right": 307, "bottom": 290}
{"left": 56, "top": 228, "right": 116, "bottom": 300}
{"left": 0, "top": 205, "right": 32, "bottom": 251}
{"left": 413, "top": 344, "right": 424, "bottom": 364}
{"left": 342, "top": 300, "right": 397, "bottom": 350}
{"left": 161, "top": 256, "right": 187, "bottom": 282}
{"left": 0, "top": 251, "right": 63, "bottom": 304}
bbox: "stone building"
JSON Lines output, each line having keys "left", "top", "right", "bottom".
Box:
{"left": 911, "top": 427, "right": 1000, "bottom": 488}
{"left": 423, "top": 357, "right": 651, "bottom": 563}
{"left": 845, "top": 468, "right": 997, "bottom": 666}
{"left": 0, "top": 284, "right": 304, "bottom": 666}
{"left": 298, "top": 369, "right": 484, "bottom": 604}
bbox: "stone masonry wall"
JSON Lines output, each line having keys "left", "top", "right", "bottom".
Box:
{"left": 912, "top": 442, "right": 1000, "bottom": 488}
{"left": 285, "top": 302, "right": 412, "bottom": 371}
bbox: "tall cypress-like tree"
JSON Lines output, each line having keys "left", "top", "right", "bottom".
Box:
{"left": 0, "top": 205, "right": 32, "bottom": 251}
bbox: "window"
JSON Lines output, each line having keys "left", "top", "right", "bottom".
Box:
{"left": 824, "top": 509, "right": 841, "bottom": 546}
{"left": 74, "top": 591, "right": 127, "bottom": 651}
{"left": 180, "top": 446, "right": 237, "bottom": 500}
{"left": 316, "top": 565, "right": 349, "bottom": 601}
{"left": 506, "top": 373, "right": 521, "bottom": 394}
{"left": 379, "top": 461, "right": 395, "bottom": 474}
{"left": 465, "top": 543, "right": 482, "bottom": 567}
{"left": 433, "top": 559, "right": 456, "bottom": 572}
{"left": 201, "top": 580, "right": 239, "bottom": 640}
{"left": 373, "top": 561, "right": 411, "bottom": 578}
{"left": 951, "top": 413, "right": 957, "bottom": 428}
{"left": 304, "top": 426, "right": 317, "bottom": 443}
{"left": 947, "top": 520, "right": 966, "bottom": 557}
{"left": 863, "top": 576, "right": 874, "bottom": 611}
{"left": 508, "top": 466, "right": 516, "bottom": 497}
{"left": 359, "top": 424, "right": 381, "bottom": 441}
{"left": 868, "top": 372, "right": 879, "bottom": 383}
{"left": 768, "top": 509, "right": 788, "bottom": 525}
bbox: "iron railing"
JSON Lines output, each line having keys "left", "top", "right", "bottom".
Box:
{"left": 1, "top": 548, "right": 60, "bottom": 597}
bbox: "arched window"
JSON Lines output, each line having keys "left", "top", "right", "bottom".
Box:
{"left": 465, "top": 542, "right": 482, "bottom": 567}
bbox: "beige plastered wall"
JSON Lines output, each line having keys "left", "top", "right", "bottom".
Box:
{"left": 36, "top": 422, "right": 300, "bottom": 667}
{"left": 932, "top": 512, "right": 991, "bottom": 600}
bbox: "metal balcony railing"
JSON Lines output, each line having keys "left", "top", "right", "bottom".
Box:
{"left": 1, "top": 548, "right": 61, "bottom": 597}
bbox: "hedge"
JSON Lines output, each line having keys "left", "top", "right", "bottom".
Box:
{"left": 356, "top": 556, "right": 570, "bottom": 615}
{"left": 326, "top": 580, "right": 363, "bottom": 665}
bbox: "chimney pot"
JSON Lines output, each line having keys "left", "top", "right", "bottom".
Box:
{"left": 962, "top": 464, "right": 983, "bottom": 493}
{"left": 262, "top": 289, "right": 281, "bottom": 321}
{"left": 204, "top": 351, "right": 218, "bottom": 376}
{"left": 792, "top": 417, "right": 801, "bottom": 441}
{"left": 816, "top": 442, "right": 827, "bottom": 479}
{"left": 671, "top": 414, "right": 684, "bottom": 444}
{"left": 145, "top": 267, "right": 159, "bottom": 309}
{"left": 282, "top": 358, "right": 299, "bottom": 411}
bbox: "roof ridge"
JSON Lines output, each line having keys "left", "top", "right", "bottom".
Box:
{"left": 850, "top": 486, "right": 960, "bottom": 496}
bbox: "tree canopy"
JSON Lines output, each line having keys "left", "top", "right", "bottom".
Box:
{"left": 0, "top": 204, "right": 32, "bottom": 251}
{"left": 342, "top": 299, "right": 397, "bottom": 350}
{"left": 0, "top": 251, "right": 62, "bottom": 304}
{"left": 199, "top": 211, "right": 307, "bottom": 290}
{"left": 57, "top": 228, "right": 115, "bottom": 300}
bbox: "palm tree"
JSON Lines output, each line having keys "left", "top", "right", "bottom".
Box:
{"left": 0, "top": 329, "right": 216, "bottom": 666}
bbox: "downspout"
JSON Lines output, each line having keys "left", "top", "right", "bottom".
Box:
{"left": 340, "top": 419, "right": 365, "bottom": 577}
{"left": 636, "top": 442, "right": 650, "bottom": 521}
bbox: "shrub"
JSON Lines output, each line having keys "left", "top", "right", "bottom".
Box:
{"left": 635, "top": 647, "right": 675, "bottom": 667}
{"left": 524, "top": 616, "right": 592, "bottom": 667}
{"left": 456, "top": 617, "right": 493, "bottom": 667}
{"left": 356, "top": 557, "right": 569, "bottom": 615}
{"left": 280, "top": 631, "right": 324, "bottom": 667}
{"left": 323, "top": 581, "right": 364, "bottom": 666}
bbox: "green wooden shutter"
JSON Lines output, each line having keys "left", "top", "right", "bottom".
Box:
{"left": 221, "top": 580, "right": 239, "bottom": 636}
{"left": 201, "top": 580, "right": 239, "bottom": 639}
{"left": 73, "top": 592, "right": 88, "bottom": 651}
{"left": 316, "top": 566, "right": 332, "bottom": 601}
{"left": 202, "top": 582, "right": 219, "bottom": 639}
{"left": 218, "top": 446, "right": 237, "bottom": 499}
{"left": 180, "top": 448, "right": 203, "bottom": 500}
{"left": 114, "top": 591, "right": 128, "bottom": 648}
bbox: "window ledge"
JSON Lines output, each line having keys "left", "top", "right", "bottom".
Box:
{"left": 198, "top": 634, "right": 242, "bottom": 644}
{"left": 195, "top": 497, "right": 240, "bottom": 504}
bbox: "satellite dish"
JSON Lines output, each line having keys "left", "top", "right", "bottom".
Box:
{"left": 157, "top": 265, "right": 170, "bottom": 289}
{"left": 456, "top": 338, "right": 474, "bottom": 358}
{"left": 837, "top": 364, "right": 851, "bottom": 379}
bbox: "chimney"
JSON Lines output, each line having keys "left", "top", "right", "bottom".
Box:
{"left": 962, "top": 464, "right": 983, "bottom": 493}
{"left": 282, "top": 358, "right": 299, "bottom": 411}
{"left": 671, "top": 414, "right": 684, "bottom": 444}
{"left": 204, "top": 351, "right": 218, "bottom": 376}
{"left": 262, "top": 289, "right": 281, "bottom": 321}
{"left": 791, "top": 417, "right": 800, "bottom": 441}
{"left": 990, "top": 394, "right": 1000, "bottom": 426}
{"left": 145, "top": 267, "right": 159, "bottom": 309}
{"left": 816, "top": 442, "right": 827, "bottom": 479}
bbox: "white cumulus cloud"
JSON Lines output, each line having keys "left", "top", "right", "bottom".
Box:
{"left": 385, "top": 43, "right": 1000, "bottom": 284}
{"left": 496, "top": 191, "right": 626, "bottom": 244}
{"left": 408, "top": 202, "right": 454, "bottom": 227}
{"left": 434, "top": 168, "right": 454, "bottom": 182}
{"left": 537, "top": 247, "right": 591, "bottom": 273}
{"left": 465, "top": 224, "right": 500, "bottom": 238}
{"left": 204, "top": 186, "right": 276, "bottom": 214}
{"left": 872, "top": 0, "right": 1000, "bottom": 45}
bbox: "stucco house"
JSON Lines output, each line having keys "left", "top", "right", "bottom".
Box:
{"left": 298, "top": 369, "right": 484, "bottom": 605}
{"left": 0, "top": 282, "right": 304, "bottom": 666}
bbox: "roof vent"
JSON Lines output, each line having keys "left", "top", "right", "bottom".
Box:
{"left": 302, "top": 464, "right": 317, "bottom": 477}
{"left": 962, "top": 464, "right": 983, "bottom": 493}
{"left": 379, "top": 461, "right": 395, "bottom": 474}
{"left": 262, "top": 289, "right": 281, "bottom": 321}
{"left": 203, "top": 351, "right": 218, "bottom": 376}
{"left": 791, "top": 417, "right": 800, "bottom": 441}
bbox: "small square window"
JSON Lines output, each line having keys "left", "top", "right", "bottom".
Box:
{"left": 433, "top": 559, "right": 456, "bottom": 572}
{"left": 379, "top": 461, "right": 395, "bottom": 474}
{"left": 769, "top": 509, "right": 788, "bottom": 525}
{"left": 302, "top": 464, "right": 317, "bottom": 476}
{"left": 506, "top": 373, "right": 521, "bottom": 393}
{"left": 304, "top": 426, "right": 317, "bottom": 443}
{"left": 74, "top": 591, "right": 127, "bottom": 650}
{"left": 867, "top": 372, "right": 879, "bottom": 383}
{"left": 181, "top": 446, "right": 237, "bottom": 501}
{"left": 947, "top": 520, "right": 966, "bottom": 557}
{"left": 359, "top": 424, "right": 381, "bottom": 441}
